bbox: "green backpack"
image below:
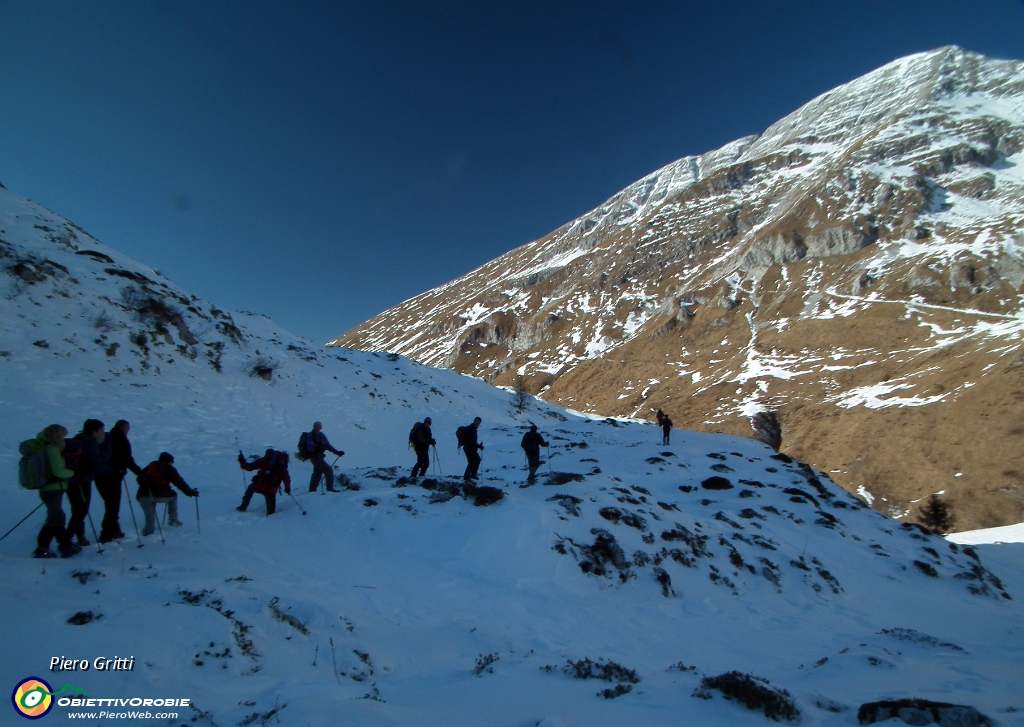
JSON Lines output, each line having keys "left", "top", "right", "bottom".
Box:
{"left": 18, "top": 441, "right": 49, "bottom": 490}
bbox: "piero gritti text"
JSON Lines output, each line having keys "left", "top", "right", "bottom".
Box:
{"left": 50, "top": 655, "right": 136, "bottom": 671}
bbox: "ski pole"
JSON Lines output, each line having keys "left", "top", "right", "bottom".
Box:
{"left": 289, "top": 491, "right": 307, "bottom": 516}
{"left": 123, "top": 478, "right": 143, "bottom": 548}
{"left": 0, "top": 502, "right": 45, "bottom": 544}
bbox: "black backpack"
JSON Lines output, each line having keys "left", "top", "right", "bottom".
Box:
{"left": 409, "top": 422, "right": 423, "bottom": 446}
{"left": 296, "top": 432, "right": 310, "bottom": 462}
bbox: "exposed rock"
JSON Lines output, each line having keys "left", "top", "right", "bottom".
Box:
{"left": 857, "top": 699, "right": 991, "bottom": 726}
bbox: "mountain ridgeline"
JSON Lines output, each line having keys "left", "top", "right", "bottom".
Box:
{"left": 334, "top": 46, "right": 1024, "bottom": 531}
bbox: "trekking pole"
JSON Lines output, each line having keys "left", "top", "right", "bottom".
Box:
{"left": 77, "top": 483, "right": 104, "bottom": 554}
{"left": 85, "top": 511, "right": 104, "bottom": 554}
{"left": 195, "top": 495, "right": 201, "bottom": 535}
{"left": 153, "top": 500, "right": 165, "bottom": 544}
{"left": 325, "top": 454, "right": 342, "bottom": 495}
{"left": 0, "top": 502, "right": 45, "bottom": 544}
{"left": 288, "top": 491, "right": 307, "bottom": 516}
{"left": 122, "top": 478, "right": 143, "bottom": 548}
{"left": 545, "top": 444, "right": 552, "bottom": 473}
{"left": 432, "top": 445, "right": 442, "bottom": 477}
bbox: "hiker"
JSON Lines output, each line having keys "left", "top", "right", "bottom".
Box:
{"left": 656, "top": 409, "right": 665, "bottom": 427}
{"left": 458, "top": 417, "right": 484, "bottom": 481}
{"left": 237, "top": 449, "right": 291, "bottom": 515}
{"left": 520, "top": 424, "right": 549, "bottom": 481}
{"left": 409, "top": 417, "right": 436, "bottom": 478}
{"left": 136, "top": 452, "right": 198, "bottom": 535}
{"left": 95, "top": 420, "right": 143, "bottom": 543}
{"left": 661, "top": 412, "right": 673, "bottom": 446}
{"left": 26, "top": 425, "right": 81, "bottom": 559}
{"left": 303, "top": 422, "right": 344, "bottom": 493}
{"left": 65, "top": 419, "right": 116, "bottom": 546}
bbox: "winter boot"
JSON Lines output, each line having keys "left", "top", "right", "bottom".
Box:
{"left": 33, "top": 548, "right": 57, "bottom": 559}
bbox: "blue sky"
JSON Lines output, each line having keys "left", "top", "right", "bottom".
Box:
{"left": 2, "top": 0, "right": 1023, "bottom": 345}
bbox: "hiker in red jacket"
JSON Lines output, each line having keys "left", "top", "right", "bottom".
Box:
{"left": 136, "top": 452, "right": 198, "bottom": 536}
{"left": 237, "top": 449, "right": 291, "bottom": 516}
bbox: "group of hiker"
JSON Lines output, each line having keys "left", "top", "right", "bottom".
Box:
{"left": 413, "top": 416, "right": 548, "bottom": 482}
{"left": 18, "top": 419, "right": 197, "bottom": 559}
{"left": 14, "top": 409, "right": 677, "bottom": 555}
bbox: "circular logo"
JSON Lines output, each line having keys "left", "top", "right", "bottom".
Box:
{"left": 12, "top": 677, "right": 54, "bottom": 720}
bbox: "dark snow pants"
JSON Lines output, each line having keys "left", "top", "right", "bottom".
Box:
{"left": 463, "top": 447, "right": 481, "bottom": 480}
{"left": 240, "top": 484, "right": 276, "bottom": 515}
{"left": 66, "top": 480, "right": 92, "bottom": 542}
{"left": 37, "top": 489, "right": 72, "bottom": 551}
{"left": 309, "top": 454, "right": 334, "bottom": 492}
{"left": 526, "top": 452, "right": 541, "bottom": 479}
{"left": 411, "top": 445, "right": 430, "bottom": 477}
{"left": 95, "top": 474, "right": 124, "bottom": 539}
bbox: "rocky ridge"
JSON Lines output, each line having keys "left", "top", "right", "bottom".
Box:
{"left": 335, "top": 46, "right": 1024, "bottom": 530}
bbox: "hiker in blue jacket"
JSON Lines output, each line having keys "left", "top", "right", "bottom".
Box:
{"left": 306, "top": 422, "right": 344, "bottom": 492}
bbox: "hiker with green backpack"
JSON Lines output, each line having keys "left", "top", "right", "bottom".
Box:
{"left": 20, "top": 424, "right": 82, "bottom": 559}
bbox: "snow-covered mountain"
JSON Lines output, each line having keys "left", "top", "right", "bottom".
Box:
{"left": 2, "top": 185, "right": 1023, "bottom": 725}
{"left": 334, "top": 46, "right": 1024, "bottom": 533}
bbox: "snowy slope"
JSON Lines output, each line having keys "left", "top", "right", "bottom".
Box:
{"left": 334, "top": 46, "right": 1024, "bottom": 532}
{"left": 1, "top": 186, "right": 1023, "bottom": 726}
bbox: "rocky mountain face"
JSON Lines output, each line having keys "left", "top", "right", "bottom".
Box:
{"left": 334, "top": 47, "right": 1024, "bottom": 531}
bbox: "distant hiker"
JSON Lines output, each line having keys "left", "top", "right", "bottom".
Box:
{"left": 66, "top": 419, "right": 116, "bottom": 546}
{"left": 24, "top": 425, "right": 81, "bottom": 559}
{"left": 660, "top": 413, "right": 673, "bottom": 446}
{"left": 656, "top": 409, "right": 665, "bottom": 426}
{"left": 303, "top": 422, "right": 344, "bottom": 493}
{"left": 520, "top": 424, "right": 549, "bottom": 481}
{"left": 237, "top": 449, "right": 291, "bottom": 515}
{"left": 457, "top": 417, "right": 484, "bottom": 481}
{"left": 95, "top": 420, "right": 143, "bottom": 543}
{"left": 409, "top": 417, "right": 436, "bottom": 478}
{"left": 136, "top": 452, "right": 198, "bottom": 535}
